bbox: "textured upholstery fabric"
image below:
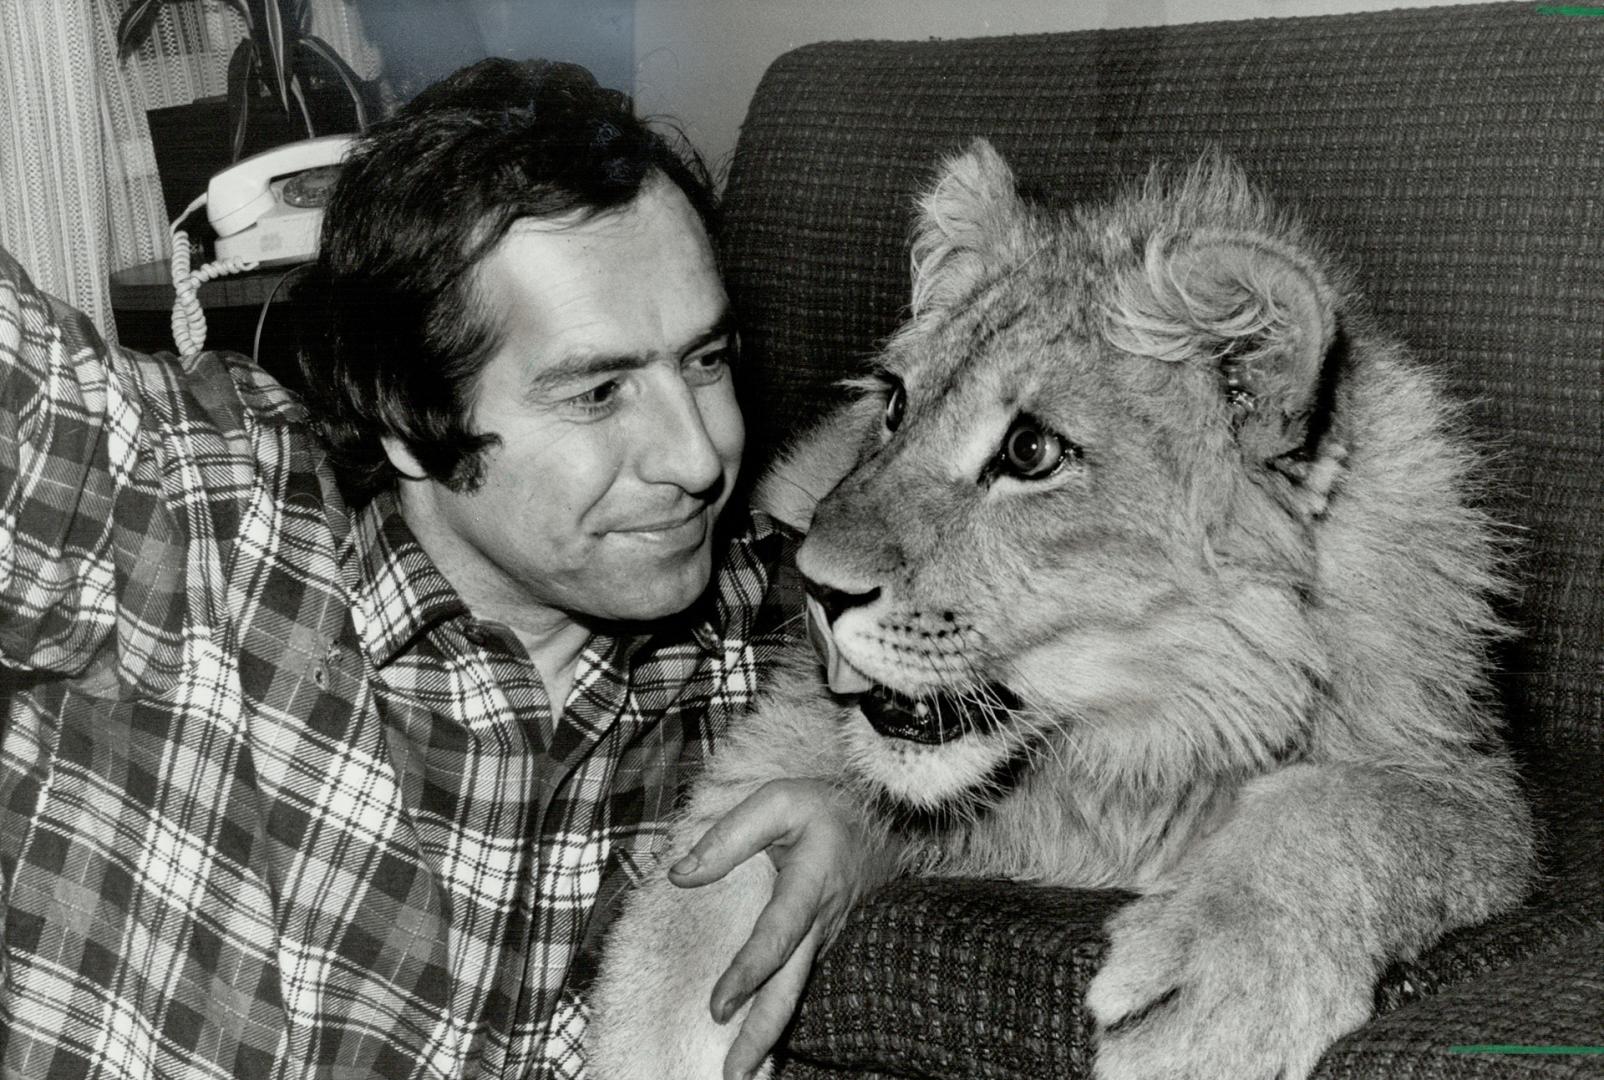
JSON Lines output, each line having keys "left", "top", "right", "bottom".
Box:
{"left": 715, "top": 3, "right": 1604, "bottom": 1076}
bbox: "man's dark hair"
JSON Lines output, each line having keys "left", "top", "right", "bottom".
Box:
{"left": 299, "top": 57, "right": 718, "bottom": 504}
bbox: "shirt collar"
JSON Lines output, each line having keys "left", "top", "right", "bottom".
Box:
{"left": 343, "top": 488, "right": 470, "bottom": 670}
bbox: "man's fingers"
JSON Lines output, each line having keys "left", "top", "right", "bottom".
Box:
{"left": 721, "top": 935, "right": 818, "bottom": 1080}
{"left": 709, "top": 864, "right": 822, "bottom": 1021}
{"left": 669, "top": 782, "right": 804, "bottom": 886}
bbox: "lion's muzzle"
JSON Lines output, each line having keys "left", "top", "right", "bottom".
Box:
{"left": 805, "top": 588, "right": 1018, "bottom": 745}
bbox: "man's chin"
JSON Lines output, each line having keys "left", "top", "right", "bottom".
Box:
{"left": 596, "top": 547, "right": 715, "bottom": 626}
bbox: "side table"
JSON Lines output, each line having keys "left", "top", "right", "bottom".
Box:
{"left": 108, "top": 258, "right": 312, "bottom": 392}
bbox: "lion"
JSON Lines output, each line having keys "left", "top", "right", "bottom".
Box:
{"left": 585, "top": 141, "right": 1535, "bottom": 1080}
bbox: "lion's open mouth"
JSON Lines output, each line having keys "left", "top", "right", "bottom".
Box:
{"left": 857, "top": 684, "right": 1022, "bottom": 745}
{"left": 804, "top": 595, "right": 1022, "bottom": 745}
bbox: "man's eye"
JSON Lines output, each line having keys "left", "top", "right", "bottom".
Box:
{"left": 684, "top": 348, "right": 732, "bottom": 385}
{"left": 571, "top": 380, "right": 621, "bottom": 413}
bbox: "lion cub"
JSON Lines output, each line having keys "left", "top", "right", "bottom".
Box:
{"left": 587, "top": 143, "right": 1534, "bottom": 1080}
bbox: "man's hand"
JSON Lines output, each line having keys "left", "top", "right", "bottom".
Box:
{"left": 666, "top": 778, "right": 871, "bottom": 1080}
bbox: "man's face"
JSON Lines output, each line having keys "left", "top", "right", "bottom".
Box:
{"left": 392, "top": 178, "right": 743, "bottom": 626}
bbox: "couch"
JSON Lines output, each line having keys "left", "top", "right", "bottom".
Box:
{"left": 714, "top": 3, "right": 1604, "bottom": 1077}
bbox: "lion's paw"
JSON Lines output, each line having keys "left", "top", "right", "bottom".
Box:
{"left": 1086, "top": 883, "right": 1372, "bottom": 1080}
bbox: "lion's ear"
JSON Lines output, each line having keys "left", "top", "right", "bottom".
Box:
{"left": 1109, "top": 233, "right": 1339, "bottom": 463}
{"left": 909, "top": 138, "right": 1029, "bottom": 317}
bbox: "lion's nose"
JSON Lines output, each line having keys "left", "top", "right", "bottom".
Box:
{"left": 803, "top": 577, "right": 880, "bottom": 624}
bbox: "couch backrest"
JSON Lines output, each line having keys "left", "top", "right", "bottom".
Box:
{"left": 718, "top": 1, "right": 1603, "bottom": 758}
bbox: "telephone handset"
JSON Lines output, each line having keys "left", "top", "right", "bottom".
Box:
{"left": 208, "top": 134, "right": 354, "bottom": 265}
{"left": 168, "top": 134, "right": 354, "bottom": 354}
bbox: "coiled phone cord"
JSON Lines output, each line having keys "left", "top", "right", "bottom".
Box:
{"left": 169, "top": 193, "right": 258, "bottom": 354}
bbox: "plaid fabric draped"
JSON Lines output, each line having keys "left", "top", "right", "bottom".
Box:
{"left": 0, "top": 248, "right": 794, "bottom": 1079}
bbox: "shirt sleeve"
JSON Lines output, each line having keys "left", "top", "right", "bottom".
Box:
{"left": 0, "top": 248, "right": 146, "bottom": 675}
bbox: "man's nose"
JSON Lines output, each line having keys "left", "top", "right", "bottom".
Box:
{"left": 641, "top": 380, "right": 725, "bottom": 495}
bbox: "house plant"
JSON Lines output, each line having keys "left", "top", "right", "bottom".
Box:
{"left": 118, "top": 0, "right": 372, "bottom": 164}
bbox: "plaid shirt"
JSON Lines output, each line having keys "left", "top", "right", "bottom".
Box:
{"left": 0, "top": 250, "right": 797, "bottom": 1079}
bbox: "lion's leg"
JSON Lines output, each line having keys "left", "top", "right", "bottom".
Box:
{"left": 586, "top": 666, "right": 898, "bottom": 1080}
{"left": 586, "top": 801, "right": 779, "bottom": 1080}
{"left": 1087, "top": 755, "right": 1534, "bottom": 1080}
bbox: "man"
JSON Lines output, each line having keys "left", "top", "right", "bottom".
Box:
{"left": 0, "top": 58, "right": 861, "bottom": 1079}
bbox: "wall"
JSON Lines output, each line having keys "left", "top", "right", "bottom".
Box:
{"left": 354, "top": 0, "right": 635, "bottom": 101}
{"left": 632, "top": 0, "right": 1511, "bottom": 182}
{"left": 468, "top": 0, "right": 635, "bottom": 95}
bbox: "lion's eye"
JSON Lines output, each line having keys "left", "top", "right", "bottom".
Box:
{"left": 884, "top": 380, "right": 907, "bottom": 433}
{"left": 1000, "top": 417, "right": 1070, "bottom": 479}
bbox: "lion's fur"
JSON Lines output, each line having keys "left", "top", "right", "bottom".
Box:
{"left": 590, "top": 144, "right": 1534, "bottom": 1080}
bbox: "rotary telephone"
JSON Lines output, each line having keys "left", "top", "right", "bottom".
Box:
{"left": 168, "top": 134, "right": 353, "bottom": 353}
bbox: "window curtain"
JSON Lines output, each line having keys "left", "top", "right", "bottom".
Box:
{"left": 0, "top": 0, "right": 379, "bottom": 344}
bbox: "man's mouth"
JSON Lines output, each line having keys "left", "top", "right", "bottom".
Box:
{"left": 615, "top": 508, "right": 708, "bottom": 550}
{"left": 855, "top": 683, "right": 1022, "bottom": 745}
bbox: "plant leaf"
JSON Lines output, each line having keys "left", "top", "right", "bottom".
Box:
{"left": 227, "top": 39, "right": 255, "bottom": 161}
{"left": 288, "top": 73, "right": 315, "bottom": 139}
{"left": 299, "top": 35, "right": 370, "bottom": 132}
{"left": 242, "top": 0, "right": 298, "bottom": 114}
{"left": 116, "top": 0, "right": 164, "bottom": 57}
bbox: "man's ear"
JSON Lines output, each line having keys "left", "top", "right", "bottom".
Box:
{"left": 1108, "top": 231, "right": 1339, "bottom": 463}
{"left": 909, "top": 138, "right": 1030, "bottom": 317}
{"left": 381, "top": 434, "right": 429, "bottom": 482}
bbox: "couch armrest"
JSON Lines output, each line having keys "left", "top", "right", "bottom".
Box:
{"left": 778, "top": 882, "right": 1127, "bottom": 1079}
{"left": 1314, "top": 927, "right": 1604, "bottom": 1079}
{"left": 780, "top": 882, "right": 1603, "bottom": 1080}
